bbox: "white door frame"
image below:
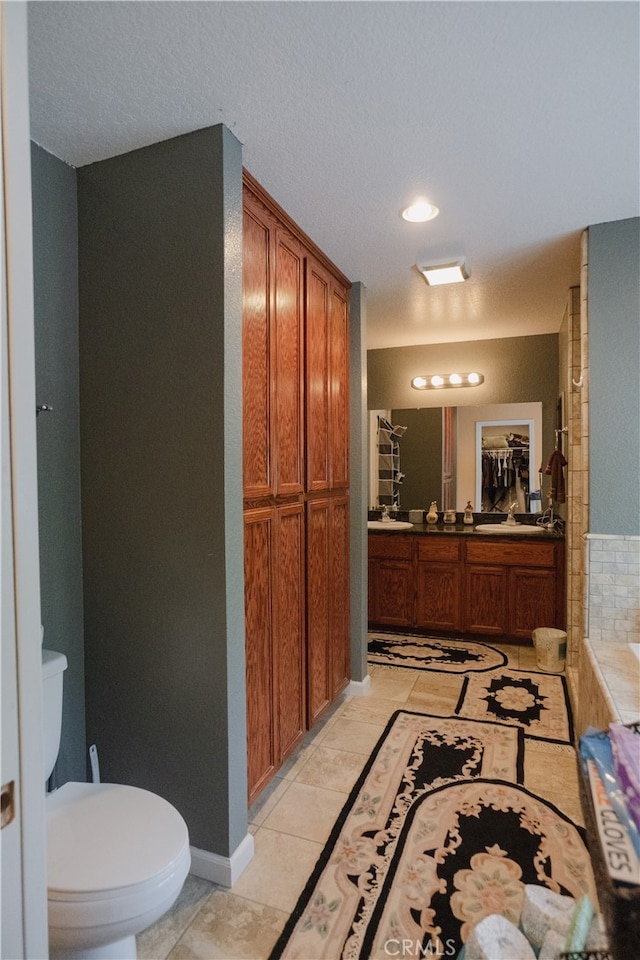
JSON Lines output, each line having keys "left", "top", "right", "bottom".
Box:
{"left": 1, "top": 3, "right": 49, "bottom": 956}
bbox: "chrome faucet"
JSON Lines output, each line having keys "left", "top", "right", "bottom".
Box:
{"left": 506, "top": 501, "right": 519, "bottom": 524}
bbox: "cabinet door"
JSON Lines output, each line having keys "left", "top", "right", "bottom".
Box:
{"left": 329, "top": 497, "right": 350, "bottom": 699}
{"left": 306, "top": 498, "right": 330, "bottom": 723}
{"left": 242, "top": 202, "right": 272, "bottom": 499}
{"left": 273, "top": 230, "right": 304, "bottom": 497}
{"left": 508, "top": 567, "right": 558, "bottom": 639}
{"left": 416, "top": 562, "right": 462, "bottom": 631}
{"left": 273, "top": 503, "right": 306, "bottom": 760}
{"left": 306, "top": 259, "right": 330, "bottom": 492}
{"left": 244, "top": 508, "right": 275, "bottom": 802}
{"left": 370, "top": 559, "right": 414, "bottom": 627}
{"left": 329, "top": 283, "right": 349, "bottom": 490}
{"left": 464, "top": 564, "right": 508, "bottom": 635}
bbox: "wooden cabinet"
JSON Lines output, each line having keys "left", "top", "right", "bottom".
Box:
{"left": 306, "top": 255, "right": 350, "bottom": 493}
{"left": 368, "top": 532, "right": 565, "bottom": 641}
{"left": 242, "top": 188, "right": 304, "bottom": 500}
{"left": 243, "top": 173, "right": 351, "bottom": 801}
{"left": 415, "top": 538, "right": 463, "bottom": 632}
{"left": 307, "top": 497, "right": 350, "bottom": 725}
{"left": 244, "top": 505, "right": 306, "bottom": 805}
{"left": 368, "top": 535, "right": 414, "bottom": 627}
{"left": 464, "top": 539, "right": 563, "bottom": 639}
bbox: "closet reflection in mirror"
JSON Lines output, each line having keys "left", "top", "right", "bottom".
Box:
{"left": 369, "top": 402, "right": 543, "bottom": 514}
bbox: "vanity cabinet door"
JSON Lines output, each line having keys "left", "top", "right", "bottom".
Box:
{"left": 508, "top": 567, "right": 559, "bottom": 638}
{"left": 370, "top": 560, "right": 415, "bottom": 627}
{"left": 464, "top": 564, "right": 509, "bottom": 635}
{"left": 416, "top": 563, "right": 462, "bottom": 631}
{"left": 415, "top": 538, "right": 463, "bottom": 631}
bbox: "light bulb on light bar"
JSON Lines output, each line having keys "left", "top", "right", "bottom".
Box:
{"left": 417, "top": 258, "right": 469, "bottom": 286}
{"left": 411, "top": 372, "right": 484, "bottom": 390}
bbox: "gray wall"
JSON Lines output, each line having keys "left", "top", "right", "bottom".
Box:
{"left": 588, "top": 218, "right": 640, "bottom": 536}
{"left": 77, "top": 125, "right": 247, "bottom": 856}
{"left": 368, "top": 333, "right": 559, "bottom": 466}
{"left": 31, "top": 142, "right": 86, "bottom": 784}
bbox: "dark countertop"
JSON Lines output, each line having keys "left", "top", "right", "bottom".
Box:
{"left": 367, "top": 515, "right": 565, "bottom": 539}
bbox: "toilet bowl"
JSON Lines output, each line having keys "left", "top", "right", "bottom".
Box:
{"left": 43, "top": 648, "right": 190, "bottom": 958}
{"left": 47, "top": 781, "right": 191, "bottom": 960}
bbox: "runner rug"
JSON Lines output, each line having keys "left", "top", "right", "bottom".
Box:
{"left": 368, "top": 633, "right": 507, "bottom": 673}
{"left": 269, "top": 711, "right": 594, "bottom": 960}
{"left": 455, "top": 667, "right": 574, "bottom": 743}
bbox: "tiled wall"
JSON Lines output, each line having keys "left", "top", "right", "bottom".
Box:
{"left": 585, "top": 534, "right": 640, "bottom": 643}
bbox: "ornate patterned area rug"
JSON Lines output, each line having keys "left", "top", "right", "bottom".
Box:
{"left": 368, "top": 632, "right": 508, "bottom": 673}
{"left": 269, "top": 711, "right": 594, "bottom": 960}
{"left": 455, "top": 667, "right": 574, "bottom": 743}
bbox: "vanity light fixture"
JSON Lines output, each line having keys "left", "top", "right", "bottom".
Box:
{"left": 411, "top": 372, "right": 484, "bottom": 390}
{"left": 401, "top": 200, "right": 440, "bottom": 223}
{"left": 417, "top": 258, "right": 469, "bottom": 285}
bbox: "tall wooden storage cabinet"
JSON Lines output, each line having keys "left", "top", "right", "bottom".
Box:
{"left": 242, "top": 173, "right": 351, "bottom": 803}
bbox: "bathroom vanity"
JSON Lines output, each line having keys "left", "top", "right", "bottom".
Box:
{"left": 368, "top": 526, "right": 565, "bottom": 640}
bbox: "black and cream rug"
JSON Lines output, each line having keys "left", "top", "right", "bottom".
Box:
{"left": 368, "top": 632, "right": 508, "bottom": 673}
{"left": 455, "top": 667, "right": 574, "bottom": 743}
{"left": 269, "top": 710, "right": 595, "bottom": 960}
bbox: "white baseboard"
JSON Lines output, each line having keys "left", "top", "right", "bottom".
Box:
{"left": 189, "top": 832, "right": 254, "bottom": 887}
{"left": 346, "top": 674, "right": 371, "bottom": 696}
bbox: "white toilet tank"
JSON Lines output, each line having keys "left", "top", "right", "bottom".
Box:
{"left": 42, "top": 649, "right": 68, "bottom": 783}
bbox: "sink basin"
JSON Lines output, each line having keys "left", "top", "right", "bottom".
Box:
{"left": 367, "top": 520, "right": 414, "bottom": 531}
{"left": 476, "top": 523, "right": 546, "bottom": 535}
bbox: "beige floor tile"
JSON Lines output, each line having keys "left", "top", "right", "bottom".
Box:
{"left": 262, "top": 780, "right": 347, "bottom": 842}
{"left": 367, "top": 672, "right": 417, "bottom": 701}
{"left": 276, "top": 740, "right": 319, "bottom": 781}
{"left": 318, "top": 717, "right": 387, "bottom": 755}
{"left": 248, "top": 775, "right": 292, "bottom": 827}
{"left": 167, "top": 889, "right": 287, "bottom": 960}
{"left": 293, "top": 744, "right": 367, "bottom": 793}
{"left": 404, "top": 691, "right": 459, "bottom": 716}
{"left": 412, "top": 672, "right": 465, "bottom": 696}
{"left": 368, "top": 663, "right": 422, "bottom": 682}
{"left": 136, "top": 874, "right": 216, "bottom": 959}
{"left": 340, "top": 696, "right": 405, "bottom": 725}
{"left": 231, "top": 826, "right": 322, "bottom": 913}
{"left": 518, "top": 644, "right": 541, "bottom": 670}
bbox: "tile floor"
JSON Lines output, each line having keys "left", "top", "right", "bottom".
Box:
{"left": 136, "top": 642, "right": 587, "bottom": 959}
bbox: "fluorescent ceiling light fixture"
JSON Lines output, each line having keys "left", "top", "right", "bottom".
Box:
{"left": 411, "top": 372, "right": 484, "bottom": 390}
{"left": 417, "top": 258, "right": 469, "bottom": 285}
{"left": 401, "top": 201, "right": 439, "bottom": 223}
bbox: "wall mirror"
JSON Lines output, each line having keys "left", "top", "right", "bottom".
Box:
{"left": 370, "top": 401, "right": 543, "bottom": 514}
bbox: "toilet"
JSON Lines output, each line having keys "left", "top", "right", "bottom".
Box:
{"left": 43, "top": 649, "right": 191, "bottom": 960}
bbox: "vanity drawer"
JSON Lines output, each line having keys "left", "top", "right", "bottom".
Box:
{"left": 368, "top": 535, "right": 414, "bottom": 560}
{"left": 465, "top": 540, "right": 557, "bottom": 568}
{"left": 417, "top": 538, "right": 461, "bottom": 562}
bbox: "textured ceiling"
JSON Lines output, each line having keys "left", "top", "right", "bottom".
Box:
{"left": 27, "top": 1, "right": 639, "bottom": 348}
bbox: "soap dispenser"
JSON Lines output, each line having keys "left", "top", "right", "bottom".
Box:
{"left": 464, "top": 501, "right": 474, "bottom": 525}
{"left": 426, "top": 501, "right": 438, "bottom": 524}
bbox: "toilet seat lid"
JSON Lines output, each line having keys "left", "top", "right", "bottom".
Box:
{"left": 47, "top": 781, "right": 189, "bottom": 896}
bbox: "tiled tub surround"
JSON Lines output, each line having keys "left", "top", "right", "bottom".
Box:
{"left": 570, "top": 534, "right": 640, "bottom": 736}
{"left": 586, "top": 534, "right": 640, "bottom": 644}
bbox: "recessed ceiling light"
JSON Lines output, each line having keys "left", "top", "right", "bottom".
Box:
{"left": 401, "top": 201, "right": 439, "bottom": 223}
